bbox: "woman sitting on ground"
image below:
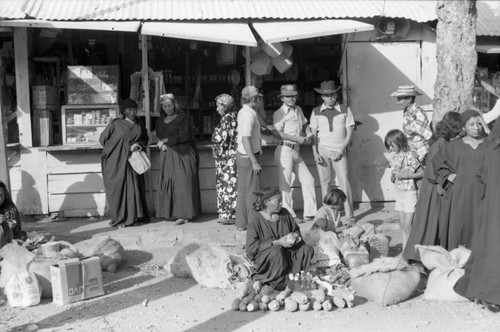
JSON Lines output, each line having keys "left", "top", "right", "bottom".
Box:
{"left": 246, "top": 187, "right": 314, "bottom": 291}
{"left": 0, "top": 181, "right": 25, "bottom": 248}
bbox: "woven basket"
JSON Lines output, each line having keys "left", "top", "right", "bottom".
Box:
{"left": 366, "top": 234, "right": 390, "bottom": 261}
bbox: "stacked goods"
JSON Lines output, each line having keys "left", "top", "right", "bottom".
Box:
{"left": 230, "top": 277, "right": 355, "bottom": 313}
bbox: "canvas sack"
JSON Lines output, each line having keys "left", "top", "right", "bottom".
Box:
{"left": 128, "top": 150, "right": 151, "bottom": 174}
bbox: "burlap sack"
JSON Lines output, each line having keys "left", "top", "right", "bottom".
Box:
{"left": 350, "top": 257, "right": 420, "bottom": 306}
{"left": 416, "top": 245, "right": 470, "bottom": 302}
{"left": 74, "top": 236, "right": 125, "bottom": 273}
{"left": 302, "top": 229, "right": 341, "bottom": 268}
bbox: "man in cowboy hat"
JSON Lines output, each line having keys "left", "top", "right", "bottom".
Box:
{"left": 272, "top": 84, "right": 317, "bottom": 223}
{"left": 235, "top": 85, "right": 263, "bottom": 231}
{"left": 309, "top": 80, "right": 355, "bottom": 222}
{"left": 391, "top": 85, "right": 432, "bottom": 163}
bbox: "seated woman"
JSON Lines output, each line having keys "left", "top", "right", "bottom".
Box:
{"left": 246, "top": 187, "right": 314, "bottom": 291}
{"left": 0, "top": 181, "right": 24, "bottom": 248}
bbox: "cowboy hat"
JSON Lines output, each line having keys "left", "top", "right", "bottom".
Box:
{"left": 390, "top": 85, "right": 423, "bottom": 98}
{"left": 314, "top": 81, "right": 341, "bottom": 94}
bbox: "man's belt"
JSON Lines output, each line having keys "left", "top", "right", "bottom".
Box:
{"left": 279, "top": 141, "right": 298, "bottom": 149}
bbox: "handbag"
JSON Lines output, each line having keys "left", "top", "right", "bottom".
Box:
{"left": 128, "top": 150, "right": 151, "bottom": 174}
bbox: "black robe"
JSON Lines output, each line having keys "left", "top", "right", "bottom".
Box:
{"left": 100, "top": 117, "right": 150, "bottom": 227}
{"left": 246, "top": 208, "right": 314, "bottom": 291}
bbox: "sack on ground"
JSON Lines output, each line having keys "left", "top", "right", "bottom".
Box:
{"left": 74, "top": 236, "right": 125, "bottom": 273}
{"left": 302, "top": 229, "right": 341, "bottom": 268}
{"left": 416, "top": 245, "right": 470, "bottom": 302}
{"left": 128, "top": 150, "right": 151, "bottom": 174}
{"left": 0, "top": 244, "right": 42, "bottom": 307}
{"left": 340, "top": 235, "right": 369, "bottom": 268}
{"left": 350, "top": 257, "right": 420, "bottom": 306}
{"left": 166, "top": 243, "right": 251, "bottom": 289}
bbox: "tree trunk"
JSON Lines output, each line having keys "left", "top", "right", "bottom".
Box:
{"left": 433, "top": 0, "right": 477, "bottom": 124}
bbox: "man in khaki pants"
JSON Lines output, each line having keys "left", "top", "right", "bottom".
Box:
{"left": 310, "top": 81, "right": 355, "bottom": 222}
{"left": 273, "top": 84, "right": 317, "bottom": 223}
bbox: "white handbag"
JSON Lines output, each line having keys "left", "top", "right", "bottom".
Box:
{"left": 128, "top": 150, "right": 151, "bottom": 174}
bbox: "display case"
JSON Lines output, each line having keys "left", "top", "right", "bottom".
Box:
{"left": 61, "top": 104, "right": 119, "bottom": 144}
{"left": 66, "top": 65, "right": 119, "bottom": 105}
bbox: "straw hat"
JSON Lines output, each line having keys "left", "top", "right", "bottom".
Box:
{"left": 390, "top": 85, "right": 423, "bottom": 97}
{"left": 314, "top": 81, "right": 341, "bottom": 94}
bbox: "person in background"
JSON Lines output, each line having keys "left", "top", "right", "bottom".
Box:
{"left": 454, "top": 118, "right": 500, "bottom": 313}
{"left": 246, "top": 187, "right": 314, "bottom": 291}
{"left": 211, "top": 94, "right": 238, "bottom": 225}
{"left": 156, "top": 93, "right": 200, "bottom": 225}
{"left": 403, "top": 112, "right": 461, "bottom": 262}
{"left": 310, "top": 187, "right": 354, "bottom": 234}
{"left": 384, "top": 129, "right": 424, "bottom": 251}
{"left": 432, "top": 110, "right": 487, "bottom": 250}
{"left": 235, "top": 86, "right": 262, "bottom": 231}
{"left": 0, "top": 181, "right": 24, "bottom": 248}
{"left": 390, "top": 85, "right": 432, "bottom": 164}
{"left": 272, "top": 84, "right": 317, "bottom": 224}
{"left": 310, "top": 80, "right": 355, "bottom": 222}
{"left": 100, "top": 98, "right": 150, "bottom": 228}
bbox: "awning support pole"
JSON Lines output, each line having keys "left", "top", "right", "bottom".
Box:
{"left": 245, "top": 46, "right": 251, "bottom": 86}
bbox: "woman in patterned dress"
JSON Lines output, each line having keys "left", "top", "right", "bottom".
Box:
{"left": 211, "top": 94, "right": 238, "bottom": 224}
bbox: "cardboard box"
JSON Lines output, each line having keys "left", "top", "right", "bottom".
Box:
{"left": 32, "top": 85, "right": 59, "bottom": 110}
{"left": 50, "top": 256, "right": 104, "bottom": 305}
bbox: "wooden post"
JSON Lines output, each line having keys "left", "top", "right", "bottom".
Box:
{"left": 14, "top": 27, "right": 32, "bottom": 146}
{"left": 141, "top": 34, "right": 154, "bottom": 215}
{"left": 0, "top": 58, "right": 10, "bottom": 191}
{"left": 245, "top": 46, "right": 251, "bottom": 86}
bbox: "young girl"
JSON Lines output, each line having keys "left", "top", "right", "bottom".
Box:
{"left": 384, "top": 129, "right": 424, "bottom": 251}
{"left": 310, "top": 188, "right": 353, "bottom": 234}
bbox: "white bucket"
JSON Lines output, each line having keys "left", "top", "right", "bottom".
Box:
{"left": 282, "top": 43, "right": 293, "bottom": 57}
{"left": 272, "top": 53, "right": 293, "bottom": 74}
{"left": 251, "top": 52, "right": 272, "bottom": 76}
{"left": 261, "top": 42, "right": 283, "bottom": 58}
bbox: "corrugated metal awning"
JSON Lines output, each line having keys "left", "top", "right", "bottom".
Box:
{"left": 0, "top": 19, "right": 140, "bottom": 32}
{"left": 477, "top": 1, "right": 500, "bottom": 36}
{"left": 18, "top": 0, "right": 436, "bottom": 23}
{"left": 141, "top": 21, "right": 257, "bottom": 46}
{"left": 253, "top": 19, "right": 374, "bottom": 43}
{"left": 0, "top": 0, "right": 27, "bottom": 19}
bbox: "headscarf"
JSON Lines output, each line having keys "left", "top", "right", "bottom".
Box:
{"left": 215, "top": 94, "right": 234, "bottom": 107}
{"left": 160, "top": 93, "right": 176, "bottom": 103}
{"left": 119, "top": 98, "right": 137, "bottom": 113}
{"left": 460, "top": 109, "right": 480, "bottom": 127}
{"left": 253, "top": 187, "right": 281, "bottom": 211}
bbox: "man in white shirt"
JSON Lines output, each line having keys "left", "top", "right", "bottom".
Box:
{"left": 273, "top": 84, "right": 317, "bottom": 223}
{"left": 310, "top": 81, "right": 355, "bottom": 222}
{"left": 235, "top": 86, "right": 262, "bottom": 231}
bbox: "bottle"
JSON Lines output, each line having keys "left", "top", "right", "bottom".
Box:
{"left": 288, "top": 273, "right": 295, "bottom": 291}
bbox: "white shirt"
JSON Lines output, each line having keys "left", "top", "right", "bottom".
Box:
{"left": 236, "top": 104, "right": 261, "bottom": 154}
{"left": 273, "top": 104, "right": 307, "bottom": 143}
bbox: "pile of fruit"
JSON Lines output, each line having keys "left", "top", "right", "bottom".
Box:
{"left": 231, "top": 279, "right": 354, "bottom": 313}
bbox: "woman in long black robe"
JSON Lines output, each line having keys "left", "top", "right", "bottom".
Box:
{"left": 100, "top": 99, "right": 150, "bottom": 227}
{"left": 454, "top": 120, "right": 500, "bottom": 312}
{"left": 403, "top": 112, "right": 461, "bottom": 261}
{"left": 155, "top": 94, "right": 200, "bottom": 224}
{"left": 246, "top": 188, "right": 314, "bottom": 291}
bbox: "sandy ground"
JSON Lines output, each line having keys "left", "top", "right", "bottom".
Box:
{"left": 2, "top": 207, "right": 500, "bottom": 332}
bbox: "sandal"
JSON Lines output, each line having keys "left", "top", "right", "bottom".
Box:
{"left": 174, "top": 218, "right": 189, "bottom": 225}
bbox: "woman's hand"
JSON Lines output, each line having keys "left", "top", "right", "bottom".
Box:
{"left": 130, "top": 143, "right": 141, "bottom": 152}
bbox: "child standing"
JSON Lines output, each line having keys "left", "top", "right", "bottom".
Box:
{"left": 310, "top": 188, "right": 354, "bottom": 234}
{"left": 384, "top": 129, "right": 424, "bottom": 251}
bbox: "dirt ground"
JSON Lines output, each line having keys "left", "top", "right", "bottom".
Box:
{"left": 2, "top": 211, "right": 500, "bottom": 332}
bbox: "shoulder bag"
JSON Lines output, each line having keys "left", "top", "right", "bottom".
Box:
{"left": 128, "top": 150, "right": 151, "bottom": 174}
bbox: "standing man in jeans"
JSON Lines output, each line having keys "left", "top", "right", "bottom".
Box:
{"left": 310, "top": 81, "right": 355, "bottom": 223}
{"left": 235, "top": 86, "right": 262, "bottom": 231}
{"left": 272, "top": 84, "right": 317, "bottom": 223}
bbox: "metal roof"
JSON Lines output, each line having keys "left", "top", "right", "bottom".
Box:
{"left": 477, "top": 1, "right": 500, "bottom": 36}
{"left": 0, "top": 0, "right": 28, "bottom": 19}
{"left": 17, "top": 0, "right": 437, "bottom": 22}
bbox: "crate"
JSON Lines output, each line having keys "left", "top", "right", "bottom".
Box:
{"left": 32, "top": 109, "right": 53, "bottom": 147}
{"left": 32, "top": 85, "right": 59, "bottom": 110}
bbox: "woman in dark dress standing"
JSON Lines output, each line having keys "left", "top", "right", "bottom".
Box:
{"left": 403, "top": 111, "right": 461, "bottom": 261}
{"left": 454, "top": 120, "right": 500, "bottom": 313}
{"left": 211, "top": 94, "right": 238, "bottom": 224}
{"left": 100, "top": 98, "right": 150, "bottom": 228}
{"left": 156, "top": 93, "right": 200, "bottom": 225}
{"left": 432, "top": 110, "right": 487, "bottom": 250}
{"left": 246, "top": 187, "right": 314, "bottom": 291}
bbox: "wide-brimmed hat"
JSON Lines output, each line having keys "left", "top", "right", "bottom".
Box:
{"left": 390, "top": 85, "right": 423, "bottom": 98}
{"left": 280, "top": 84, "right": 298, "bottom": 96}
{"left": 314, "top": 81, "right": 341, "bottom": 94}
